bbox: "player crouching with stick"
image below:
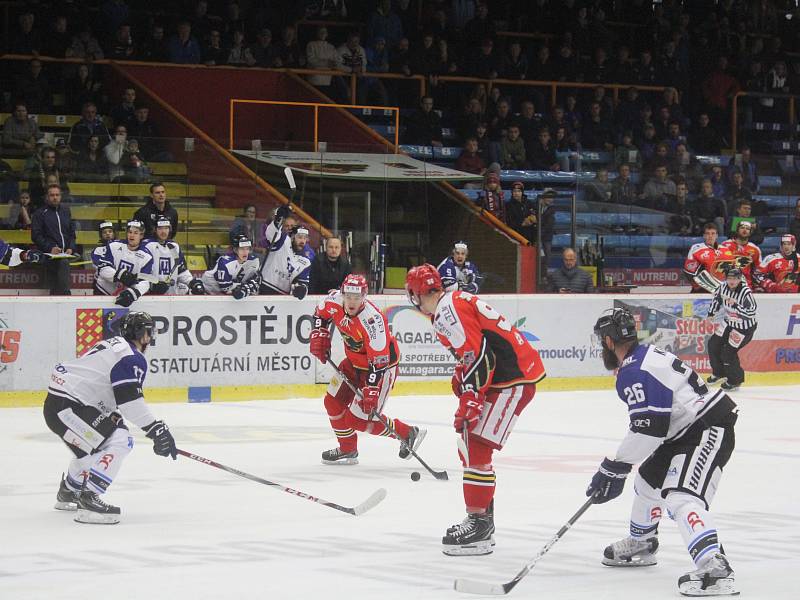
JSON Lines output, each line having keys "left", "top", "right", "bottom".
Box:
{"left": 309, "top": 274, "right": 425, "bottom": 465}
{"left": 43, "top": 312, "right": 177, "bottom": 524}
{"left": 587, "top": 308, "right": 738, "bottom": 596}
{"left": 405, "top": 264, "right": 546, "bottom": 556}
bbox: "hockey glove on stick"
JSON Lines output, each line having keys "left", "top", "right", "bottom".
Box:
{"left": 189, "top": 278, "right": 205, "bottom": 295}
{"left": 115, "top": 287, "right": 141, "bottom": 307}
{"left": 290, "top": 282, "right": 308, "bottom": 299}
{"left": 359, "top": 386, "right": 381, "bottom": 415}
{"left": 144, "top": 420, "right": 177, "bottom": 460}
{"left": 451, "top": 362, "right": 466, "bottom": 396}
{"left": 586, "top": 458, "right": 632, "bottom": 504}
{"left": 275, "top": 204, "right": 291, "bottom": 222}
{"left": 150, "top": 281, "right": 170, "bottom": 295}
{"left": 454, "top": 389, "right": 483, "bottom": 433}
{"left": 309, "top": 326, "right": 331, "bottom": 362}
{"left": 22, "top": 249, "right": 44, "bottom": 264}
{"left": 114, "top": 267, "right": 139, "bottom": 288}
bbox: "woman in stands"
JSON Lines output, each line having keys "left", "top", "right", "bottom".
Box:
{"left": 76, "top": 135, "right": 109, "bottom": 182}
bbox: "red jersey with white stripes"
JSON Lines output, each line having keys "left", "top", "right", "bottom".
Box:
{"left": 431, "top": 291, "right": 546, "bottom": 392}
{"left": 684, "top": 242, "right": 724, "bottom": 291}
{"left": 314, "top": 290, "right": 399, "bottom": 373}
{"left": 718, "top": 239, "right": 762, "bottom": 286}
{"left": 755, "top": 251, "right": 800, "bottom": 293}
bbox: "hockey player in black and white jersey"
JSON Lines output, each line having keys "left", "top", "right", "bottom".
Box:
{"left": 259, "top": 205, "right": 312, "bottom": 299}
{"left": 43, "top": 312, "right": 177, "bottom": 524}
{"left": 0, "top": 238, "right": 44, "bottom": 267}
{"left": 92, "top": 219, "right": 155, "bottom": 307}
{"left": 143, "top": 218, "right": 194, "bottom": 295}
{"left": 587, "top": 308, "right": 739, "bottom": 597}
{"left": 193, "top": 234, "right": 261, "bottom": 298}
{"left": 707, "top": 268, "right": 757, "bottom": 392}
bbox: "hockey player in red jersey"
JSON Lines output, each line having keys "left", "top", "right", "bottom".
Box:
{"left": 754, "top": 234, "right": 800, "bottom": 293}
{"left": 405, "top": 264, "right": 546, "bottom": 556}
{"left": 718, "top": 221, "right": 762, "bottom": 286}
{"left": 683, "top": 223, "right": 725, "bottom": 293}
{"left": 309, "top": 274, "right": 425, "bottom": 465}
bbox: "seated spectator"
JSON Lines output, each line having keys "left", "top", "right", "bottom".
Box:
{"left": 1, "top": 102, "right": 41, "bottom": 157}
{"left": 537, "top": 188, "right": 557, "bottom": 270}
{"left": 456, "top": 97, "right": 485, "bottom": 142}
{"left": 5, "top": 191, "right": 33, "bottom": 230}
{"left": 613, "top": 131, "right": 642, "bottom": 171}
{"left": 167, "top": 21, "right": 202, "bottom": 64}
{"left": 364, "top": 37, "right": 390, "bottom": 106}
{"left": 667, "top": 180, "right": 694, "bottom": 235}
{"left": 709, "top": 165, "right": 726, "bottom": 199}
{"left": 689, "top": 112, "right": 723, "bottom": 155}
{"left": 110, "top": 87, "right": 137, "bottom": 128}
{"left": 310, "top": 236, "right": 352, "bottom": 294}
{"left": 106, "top": 23, "right": 136, "bottom": 60}
{"left": 127, "top": 105, "right": 171, "bottom": 162}
{"left": 403, "top": 96, "right": 443, "bottom": 147}
{"left": 479, "top": 172, "right": 505, "bottom": 222}
{"left": 693, "top": 178, "right": 727, "bottom": 234}
{"left": 338, "top": 31, "right": 370, "bottom": 103}
{"left": 641, "top": 165, "right": 676, "bottom": 211}
{"left": 726, "top": 146, "right": 759, "bottom": 193}
{"left": 671, "top": 143, "right": 703, "bottom": 192}
{"left": 644, "top": 142, "right": 671, "bottom": 176}
{"left": 474, "top": 122, "right": 491, "bottom": 161}
{"left": 515, "top": 100, "right": 541, "bottom": 148}
{"left": 611, "top": 163, "right": 637, "bottom": 206}
{"left": 367, "top": 0, "right": 403, "bottom": 49}
{"left": 502, "top": 41, "right": 528, "bottom": 79}
{"left": 68, "top": 25, "right": 104, "bottom": 61}
{"left": 11, "top": 11, "right": 41, "bottom": 55}
{"left": 789, "top": 198, "right": 800, "bottom": 241}
{"left": 580, "top": 102, "right": 614, "bottom": 151}
{"left": 123, "top": 139, "right": 151, "bottom": 183}
{"left": 499, "top": 124, "right": 526, "bottom": 169}
{"left": 545, "top": 105, "right": 569, "bottom": 138}
{"left": 554, "top": 126, "right": 575, "bottom": 152}
{"left": 638, "top": 124, "right": 658, "bottom": 166}
{"left": 549, "top": 248, "right": 594, "bottom": 293}
{"left": 105, "top": 124, "right": 132, "bottom": 182}
{"left": 633, "top": 103, "right": 655, "bottom": 143}
{"left": 133, "top": 182, "right": 178, "bottom": 238}
{"left": 616, "top": 87, "right": 642, "bottom": 133}
{"left": 139, "top": 22, "right": 169, "bottom": 62}
{"left": 227, "top": 30, "right": 256, "bottom": 66}
{"left": 75, "top": 135, "right": 110, "bottom": 182}
{"left": 528, "top": 127, "right": 559, "bottom": 171}
{"left": 467, "top": 38, "right": 500, "bottom": 79}
{"left": 505, "top": 181, "right": 537, "bottom": 243}
{"left": 409, "top": 32, "right": 438, "bottom": 76}
{"left": 68, "top": 102, "right": 111, "bottom": 153}
{"left": 562, "top": 95, "right": 581, "bottom": 134}
{"left": 437, "top": 241, "right": 482, "bottom": 293}
{"left": 454, "top": 137, "right": 487, "bottom": 183}
{"left": 727, "top": 200, "right": 764, "bottom": 245}
{"left": 230, "top": 204, "right": 263, "bottom": 249}
{"left": 654, "top": 106, "right": 672, "bottom": 141}
{"left": 725, "top": 169, "right": 753, "bottom": 214}
{"left": 54, "top": 139, "right": 76, "bottom": 183}
{"left": 305, "top": 26, "right": 346, "bottom": 101}
{"left": 26, "top": 145, "right": 68, "bottom": 210}
{"left": 14, "top": 59, "right": 51, "bottom": 114}
{"left": 203, "top": 29, "right": 226, "bottom": 65}
{"left": 275, "top": 25, "right": 305, "bottom": 68}
{"left": 488, "top": 98, "right": 514, "bottom": 145}
{"left": 662, "top": 121, "right": 687, "bottom": 154}
{"left": 585, "top": 168, "right": 612, "bottom": 204}
{"left": 31, "top": 185, "right": 76, "bottom": 295}
{"left": 64, "top": 62, "right": 103, "bottom": 114}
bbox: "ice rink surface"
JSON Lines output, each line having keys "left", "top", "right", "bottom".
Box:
{"left": 1, "top": 385, "right": 798, "bottom": 599}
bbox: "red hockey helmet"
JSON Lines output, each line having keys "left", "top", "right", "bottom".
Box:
{"left": 405, "top": 264, "right": 442, "bottom": 309}
{"left": 781, "top": 233, "right": 796, "bottom": 253}
{"left": 341, "top": 273, "right": 368, "bottom": 297}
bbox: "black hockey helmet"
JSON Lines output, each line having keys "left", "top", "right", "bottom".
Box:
{"left": 232, "top": 234, "right": 252, "bottom": 249}
{"left": 119, "top": 311, "right": 156, "bottom": 344}
{"left": 593, "top": 308, "right": 638, "bottom": 345}
{"left": 726, "top": 267, "right": 742, "bottom": 279}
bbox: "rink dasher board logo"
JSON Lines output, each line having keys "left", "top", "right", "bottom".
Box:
{"left": 0, "top": 313, "right": 22, "bottom": 371}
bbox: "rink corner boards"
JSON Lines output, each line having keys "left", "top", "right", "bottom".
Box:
{"left": 2, "top": 373, "right": 800, "bottom": 408}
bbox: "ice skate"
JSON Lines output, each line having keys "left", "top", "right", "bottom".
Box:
{"left": 706, "top": 375, "right": 726, "bottom": 386}
{"left": 54, "top": 475, "right": 79, "bottom": 511}
{"left": 442, "top": 512, "right": 495, "bottom": 556}
{"left": 678, "top": 552, "right": 738, "bottom": 596}
{"left": 321, "top": 447, "right": 359, "bottom": 465}
{"left": 399, "top": 426, "right": 427, "bottom": 460}
{"left": 720, "top": 382, "right": 740, "bottom": 392}
{"left": 602, "top": 535, "right": 659, "bottom": 566}
{"left": 74, "top": 490, "right": 121, "bottom": 524}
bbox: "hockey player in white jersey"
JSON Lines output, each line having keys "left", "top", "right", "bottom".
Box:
{"left": 587, "top": 308, "right": 739, "bottom": 597}
{"left": 0, "top": 238, "right": 44, "bottom": 267}
{"left": 43, "top": 312, "right": 177, "bottom": 524}
{"left": 193, "top": 234, "right": 261, "bottom": 298}
{"left": 143, "top": 218, "right": 194, "bottom": 295}
{"left": 92, "top": 219, "right": 155, "bottom": 306}
{"left": 259, "top": 204, "right": 311, "bottom": 299}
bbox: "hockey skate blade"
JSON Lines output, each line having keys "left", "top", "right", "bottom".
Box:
{"left": 602, "top": 556, "right": 657, "bottom": 567}
{"left": 453, "top": 579, "right": 506, "bottom": 595}
{"left": 321, "top": 457, "right": 359, "bottom": 465}
{"left": 351, "top": 487, "right": 387, "bottom": 516}
{"left": 54, "top": 500, "right": 78, "bottom": 511}
{"left": 443, "top": 537, "right": 495, "bottom": 557}
{"left": 679, "top": 578, "right": 738, "bottom": 597}
{"left": 74, "top": 509, "right": 120, "bottom": 525}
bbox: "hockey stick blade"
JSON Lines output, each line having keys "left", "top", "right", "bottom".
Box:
{"left": 284, "top": 166, "right": 296, "bottom": 190}
{"left": 453, "top": 496, "right": 595, "bottom": 595}
{"left": 352, "top": 487, "right": 388, "bottom": 516}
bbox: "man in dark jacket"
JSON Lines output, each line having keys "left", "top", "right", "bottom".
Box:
{"left": 67, "top": 101, "right": 111, "bottom": 152}
{"left": 309, "top": 237, "right": 351, "bottom": 294}
{"left": 549, "top": 247, "right": 594, "bottom": 293}
{"left": 505, "top": 181, "right": 537, "bottom": 243}
{"left": 133, "top": 182, "right": 178, "bottom": 238}
{"left": 403, "top": 96, "right": 443, "bottom": 147}
{"left": 31, "top": 184, "right": 76, "bottom": 295}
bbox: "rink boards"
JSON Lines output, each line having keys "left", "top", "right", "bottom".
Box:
{"left": 0, "top": 294, "right": 798, "bottom": 405}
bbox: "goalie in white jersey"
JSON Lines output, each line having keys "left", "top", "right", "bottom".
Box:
{"left": 92, "top": 219, "right": 155, "bottom": 307}
{"left": 144, "top": 218, "right": 194, "bottom": 295}
{"left": 259, "top": 205, "right": 311, "bottom": 299}
{"left": 586, "top": 308, "right": 739, "bottom": 597}
{"left": 193, "top": 234, "right": 261, "bottom": 298}
{"left": 43, "top": 312, "right": 177, "bottom": 524}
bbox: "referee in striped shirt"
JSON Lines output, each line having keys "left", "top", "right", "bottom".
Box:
{"left": 707, "top": 268, "right": 757, "bottom": 391}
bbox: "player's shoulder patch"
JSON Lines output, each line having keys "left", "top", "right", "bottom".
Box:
{"left": 360, "top": 302, "right": 387, "bottom": 350}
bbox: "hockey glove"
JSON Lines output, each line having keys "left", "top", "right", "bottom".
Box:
{"left": 359, "top": 386, "right": 381, "bottom": 415}
{"left": 150, "top": 281, "right": 170, "bottom": 295}
{"left": 586, "top": 458, "right": 632, "bottom": 504}
{"left": 143, "top": 420, "right": 177, "bottom": 460}
{"left": 290, "top": 282, "right": 308, "bottom": 300}
{"left": 451, "top": 362, "right": 466, "bottom": 396}
{"left": 22, "top": 249, "right": 44, "bottom": 264}
{"left": 275, "top": 204, "right": 291, "bottom": 222}
{"left": 189, "top": 278, "right": 205, "bottom": 295}
{"left": 114, "top": 267, "right": 139, "bottom": 288}
{"left": 453, "top": 389, "right": 483, "bottom": 433}
{"left": 309, "top": 327, "right": 331, "bottom": 362}
{"left": 115, "top": 288, "right": 141, "bottom": 307}
{"left": 232, "top": 280, "right": 257, "bottom": 300}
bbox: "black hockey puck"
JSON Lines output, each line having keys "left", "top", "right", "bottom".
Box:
{"left": 410, "top": 471, "right": 421, "bottom": 481}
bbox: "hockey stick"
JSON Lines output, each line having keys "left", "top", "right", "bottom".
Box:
{"left": 257, "top": 167, "right": 297, "bottom": 275}
{"left": 326, "top": 359, "right": 449, "bottom": 481}
{"left": 177, "top": 448, "right": 387, "bottom": 516}
{"left": 454, "top": 496, "right": 595, "bottom": 595}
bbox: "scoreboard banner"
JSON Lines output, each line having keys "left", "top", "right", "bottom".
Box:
{"left": 0, "top": 295, "right": 797, "bottom": 394}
